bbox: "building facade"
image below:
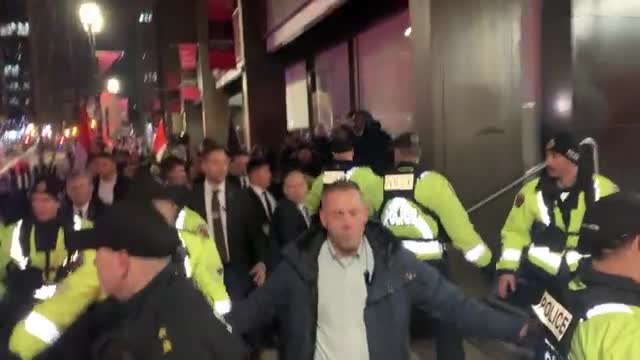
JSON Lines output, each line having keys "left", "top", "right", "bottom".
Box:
{"left": 0, "top": 0, "right": 33, "bottom": 124}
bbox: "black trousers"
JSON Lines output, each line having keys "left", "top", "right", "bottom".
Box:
{"left": 411, "top": 260, "right": 465, "bottom": 360}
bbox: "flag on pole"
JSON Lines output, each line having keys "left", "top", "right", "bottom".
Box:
{"left": 73, "top": 101, "right": 93, "bottom": 171}
{"left": 153, "top": 119, "right": 168, "bottom": 163}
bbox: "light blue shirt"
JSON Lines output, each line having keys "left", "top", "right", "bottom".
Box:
{"left": 315, "top": 237, "right": 374, "bottom": 360}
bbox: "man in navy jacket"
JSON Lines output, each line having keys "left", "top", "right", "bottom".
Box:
{"left": 230, "top": 180, "right": 530, "bottom": 360}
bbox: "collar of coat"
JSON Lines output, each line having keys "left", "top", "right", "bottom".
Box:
{"left": 282, "top": 222, "right": 405, "bottom": 302}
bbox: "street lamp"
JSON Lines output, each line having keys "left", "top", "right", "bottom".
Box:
{"left": 79, "top": 2, "right": 104, "bottom": 35}
{"left": 79, "top": 2, "right": 104, "bottom": 98}
{"left": 106, "top": 78, "right": 120, "bottom": 94}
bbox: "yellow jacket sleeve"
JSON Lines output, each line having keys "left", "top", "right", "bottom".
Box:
{"left": 349, "top": 167, "right": 383, "bottom": 218}
{"left": 194, "top": 234, "right": 229, "bottom": 307}
{"left": 496, "top": 179, "right": 540, "bottom": 272}
{"left": 569, "top": 311, "right": 640, "bottom": 360}
{"left": 304, "top": 175, "right": 325, "bottom": 215}
{"left": 180, "top": 231, "right": 230, "bottom": 316}
{"left": 415, "top": 172, "right": 492, "bottom": 268}
{"left": 0, "top": 222, "right": 20, "bottom": 298}
{"left": 9, "top": 250, "right": 100, "bottom": 360}
{"left": 595, "top": 174, "right": 618, "bottom": 200}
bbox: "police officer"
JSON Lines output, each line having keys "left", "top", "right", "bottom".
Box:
{"left": 305, "top": 124, "right": 382, "bottom": 217}
{"left": 145, "top": 180, "right": 231, "bottom": 316}
{"left": 0, "top": 176, "right": 92, "bottom": 358}
{"left": 496, "top": 132, "right": 618, "bottom": 307}
{"left": 6, "top": 176, "right": 231, "bottom": 360}
{"left": 531, "top": 192, "right": 640, "bottom": 359}
{"left": 70, "top": 201, "right": 245, "bottom": 359}
{"left": 375, "top": 132, "right": 493, "bottom": 360}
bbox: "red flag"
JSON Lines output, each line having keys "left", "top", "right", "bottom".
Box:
{"left": 153, "top": 119, "right": 168, "bottom": 162}
{"left": 96, "top": 50, "right": 124, "bottom": 75}
{"left": 77, "top": 102, "right": 92, "bottom": 153}
{"left": 73, "top": 101, "right": 93, "bottom": 171}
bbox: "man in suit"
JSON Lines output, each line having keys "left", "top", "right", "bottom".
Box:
{"left": 244, "top": 157, "right": 277, "bottom": 267}
{"left": 187, "top": 145, "right": 268, "bottom": 301}
{"left": 271, "top": 169, "right": 310, "bottom": 250}
{"left": 246, "top": 157, "right": 277, "bottom": 224}
{"left": 160, "top": 156, "right": 189, "bottom": 187}
{"left": 228, "top": 149, "right": 250, "bottom": 189}
{"left": 62, "top": 171, "right": 105, "bottom": 222}
{"left": 92, "top": 152, "right": 130, "bottom": 205}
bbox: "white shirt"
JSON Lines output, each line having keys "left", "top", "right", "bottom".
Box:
{"left": 315, "top": 238, "right": 374, "bottom": 360}
{"left": 240, "top": 176, "right": 249, "bottom": 188}
{"left": 73, "top": 202, "right": 90, "bottom": 219}
{"left": 250, "top": 184, "right": 276, "bottom": 220}
{"left": 204, "top": 179, "right": 229, "bottom": 257}
{"left": 98, "top": 177, "right": 116, "bottom": 205}
{"left": 298, "top": 203, "right": 310, "bottom": 226}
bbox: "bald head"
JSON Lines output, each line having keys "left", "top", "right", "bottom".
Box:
{"left": 319, "top": 181, "right": 368, "bottom": 257}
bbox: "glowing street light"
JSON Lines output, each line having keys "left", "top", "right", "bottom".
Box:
{"left": 79, "top": 2, "right": 104, "bottom": 34}
{"left": 106, "top": 78, "right": 120, "bottom": 94}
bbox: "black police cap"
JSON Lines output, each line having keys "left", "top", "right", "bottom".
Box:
{"left": 127, "top": 171, "right": 188, "bottom": 207}
{"left": 579, "top": 192, "right": 640, "bottom": 256}
{"left": 68, "top": 201, "right": 180, "bottom": 258}
{"left": 545, "top": 132, "right": 580, "bottom": 164}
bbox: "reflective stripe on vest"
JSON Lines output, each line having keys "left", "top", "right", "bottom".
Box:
{"left": 73, "top": 214, "right": 83, "bottom": 231}
{"left": 464, "top": 243, "right": 488, "bottom": 263}
{"left": 565, "top": 250, "right": 586, "bottom": 267}
{"left": 500, "top": 248, "right": 522, "bottom": 262}
{"left": 536, "top": 179, "right": 603, "bottom": 226}
{"left": 594, "top": 178, "right": 601, "bottom": 201}
{"left": 175, "top": 210, "right": 194, "bottom": 277}
{"left": 214, "top": 299, "right": 231, "bottom": 316}
{"left": 586, "top": 303, "right": 633, "bottom": 319}
{"left": 25, "top": 311, "right": 60, "bottom": 345}
{"left": 381, "top": 198, "right": 434, "bottom": 239}
{"left": 175, "top": 209, "right": 187, "bottom": 230}
{"left": 176, "top": 232, "right": 192, "bottom": 278}
{"left": 33, "top": 284, "right": 57, "bottom": 300}
{"left": 528, "top": 245, "right": 563, "bottom": 271}
{"left": 536, "top": 191, "right": 551, "bottom": 226}
{"left": 402, "top": 240, "right": 444, "bottom": 258}
{"left": 10, "top": 220, "right": 28, "bottom": 270}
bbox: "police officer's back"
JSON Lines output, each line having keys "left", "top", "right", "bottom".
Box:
{"left": 67, "top": 201, "right": 245, "bottom": 360}
{"left": 376, "top": 132, "right": 492, "bottom": 268}
{"left": 305, "top": 125, "right": 382, "bottom": 217}
{"left": 375, "top": 132, "right": 493, "bottom": 360}
{"left": 531, "top": 192, "right": 640, "bottom": 359}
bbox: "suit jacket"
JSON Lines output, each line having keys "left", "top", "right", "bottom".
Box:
{"left": 92, "top": 175, "right": 130, "bottom": 205}
{"left": 271, "top": 199, "right": 309, "bottom": 249}
{"left": 60, "top": 195, "right": 106, "bottom": 223}
{"left": 187, "top": 180, "right": 268, "bottom": 270}
{"left": 227, "top": 175, "right": 246, "bottom": 189}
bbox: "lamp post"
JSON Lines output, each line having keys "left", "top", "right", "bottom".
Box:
{"left": 79, "top": 2, "right": 104, "bottom": 147}
{"left": 79, "top": 2, "right": 104, "bottom": 56}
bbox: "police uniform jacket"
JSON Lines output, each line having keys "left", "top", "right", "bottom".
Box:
{"left": 91, "top": 264, "right": 245, "bottom": 360}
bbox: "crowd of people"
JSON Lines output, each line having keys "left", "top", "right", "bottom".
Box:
{"left": 0, "top": 109, "right": 638, "bottom": 360}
